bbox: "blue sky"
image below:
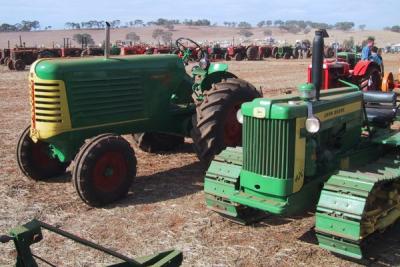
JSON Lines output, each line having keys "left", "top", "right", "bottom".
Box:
{"left": 1, "top": 0, "right": 398, "bottom": 29}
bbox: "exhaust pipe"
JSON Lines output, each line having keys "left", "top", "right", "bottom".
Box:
{"left": 105, "top": 21, "right": 111, "bottom": 59}
{"left": 312, "top": 29, "right": 329, "bottom": 100}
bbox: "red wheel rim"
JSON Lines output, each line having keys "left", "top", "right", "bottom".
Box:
{"left": 31, "top": 141, "right": 60, "bottom": 169}
{"left": 92, "top": 151, "right": 127, "bottom": 193}
{"left": 223, "top": 103, "right": 242, "bottom": 146}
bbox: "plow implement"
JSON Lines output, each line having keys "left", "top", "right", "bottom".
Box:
{"left": 316, "top": 153, "right": 400, "bottom": 259}
{"left": 1, "top": 220, "right": 182, "bottom": 267}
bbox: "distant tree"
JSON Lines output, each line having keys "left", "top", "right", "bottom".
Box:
{"left": 263, "top": 29, "right": 272, "bottom": 36}
{"left": 358, "top": 24, "right": 366, "bottom": 31}
{"left": 390, "top": 25, "right": 400, "bottom": 33}
{"left": 134, "top": 19, "right": 144, "bottom": 27}
{"left": 110, "top": 20, "right": 121, "bottom": 28}
{"left": 266, "top": 20, "right": 272, "bottom": 27}
{"left": 238, "top": 21, "right": 252, "bottom": 28}
{"left": 257, "top": 21, "right": 265, "bottom": 28}
{"left": 152, "top": 28, "right": 165, "bottom": 42}
{"left": 161, "top": 31, "right": 173, "bottom": 44}
{"left": 274, "top": 20, "right": 284, "bottom": 26}
{"left": 165, "top": 23, "right": 174, "bottom": 31}
{"left": 0, "top": 23, "right": 18, "bottom": 32}
{"left": 126, "top": 32, "right": 140, "bottom": 43}
{"left": 238, "top": 29, "right": 253, "bottom": 38}
{"left": 73, "top": 33, "right": 95, "bottom": 45}
{"left": 335, "top": 21, "right": 355, "bottom": 31}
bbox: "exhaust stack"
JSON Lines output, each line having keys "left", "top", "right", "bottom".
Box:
{"left": 312, "top": 29, "right": 329, "bottom": 100}
{"left": 105, "top": 22, "right": 111, "bottom": 59}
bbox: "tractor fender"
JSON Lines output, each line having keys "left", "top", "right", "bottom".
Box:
{"left": 200, "top": 71, "right": 237, "bottom": 91}
{"left": 353, "top": 60, "right": 380, "bottom": 77}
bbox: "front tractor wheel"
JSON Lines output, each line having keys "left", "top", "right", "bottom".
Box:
{"left": 191, "top": 78, "right": 262, "bottom": 162}
{"left": 133, "top": 132, "right": 184, "bottom": 153}
{"left": 7, "top": 59, "right": 14, "bottom": 70}
{"left": 17, "top": 126, "right": 69, "bottom": 180}
{"left": 72, "top": 134, "right": 136, "bottom": 207}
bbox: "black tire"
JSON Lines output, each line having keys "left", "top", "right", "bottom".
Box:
{"left": 284, "top": 52, "right": 290, "bottom": 59}
{"left": 4, "top": 57, "right": 10, "bottom": 66}
{"left": 14, "top": 59, "right": 26, "bottom": 71}
{"left": 191, "top": 78, "right": 261, "bottom": 162}
{"left": 293, "top": 48, "right": 300, "bottom": 59}
{"left": 275, "top": 53, "right": 280, "bottom": 59}
{"left": 0, "top": 57, "right": 4, "bottom": 65}
{"left": 17, "top": 126, "right": 69, "bottom": 180}
{"left": 133, "top": 132, "right": 184, "bottom": 153}
{"left": 72, "top": 134, "right": 136, "bottom": 207}
{"left": 272, "top": 47, "right": 278, "bottom": 58}
{"left": 246, "top": 46, "right": 258, "bottom": 60}
{"left": 224, "top": 53, "right": 231, "bottom": 61}
{"left": 234, "top": 53, "right": 243, "bottom": 61}
{"left": 7, "top": 59, "right": 14, "bottom": 70}
{"left": 358, "top": 64, "right": 382, "bottom": 91}
{"left": 324, "top": 47, "right": 334, "bottom": 58}
{"left": 263, "top": 47, "right": 271, "bottom": 58}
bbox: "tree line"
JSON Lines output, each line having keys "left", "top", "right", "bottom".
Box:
{"left": 3, "top": 18, "right": 400, "bottom": 33}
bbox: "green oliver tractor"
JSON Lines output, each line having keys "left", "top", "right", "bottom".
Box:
{"left": 17, "top": 25, "right": 261, "bottom": 207}
{"left": 204, "top": 29, "right": 400, "bottom": 260}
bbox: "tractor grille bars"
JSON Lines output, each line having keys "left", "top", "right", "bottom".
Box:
{"left": 243, "top": 116, "right": 295, "bottom": 179}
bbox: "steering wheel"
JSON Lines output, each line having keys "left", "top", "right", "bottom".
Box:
{"left": 175, "top": 37, "right": 205, "bottom": 64}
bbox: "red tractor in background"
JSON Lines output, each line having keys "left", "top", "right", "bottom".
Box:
{"left": 225, "top": 45, "right": 273, "bottom": 61}
{"left": 120, "top": 45, "right": 147, "bottom": 56}
{"left": 61, "top": 47, "right": 83, "bottom": 57}
{"left": 0, "top": 48, "right": 10, "bottom": 65}
{"left": 307, "top": 58, "right": 383, "bottom": 91}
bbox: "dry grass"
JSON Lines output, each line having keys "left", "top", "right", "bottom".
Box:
{"left": 0, "top": 54, "right": 400, "bottom": 266}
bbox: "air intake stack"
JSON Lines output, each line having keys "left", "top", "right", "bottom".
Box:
{"left": 312, "top": 29, "right": 329, "bottom": 100}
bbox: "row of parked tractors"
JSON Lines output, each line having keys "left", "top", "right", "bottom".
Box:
{"left": 2, "top": 25, "right": 400, "bottom": 266}
{"left": 0, "top": 41, "right": 315, "bottom": 72}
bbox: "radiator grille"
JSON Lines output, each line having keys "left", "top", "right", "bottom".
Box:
{"left": 243, "top": 116, "right": 295, "bottom": 179}
{"left": 33, "top": 82, "right": 63, "bottom": 123}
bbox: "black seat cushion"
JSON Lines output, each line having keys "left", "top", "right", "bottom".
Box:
{"left": 363, "top": 91, "right": 396, "bottom": 104}
{"left": 366, "top": 107, "right": 396, "bottom": 126}
{"left": 363, "top": 92, "right": 397, "bottom": 126}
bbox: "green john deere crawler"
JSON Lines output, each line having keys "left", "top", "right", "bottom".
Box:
{"left": 204, "top": 29, "right": 400, "bottom": 259}
{"left": 17, "top": 23, "right": 261, "bottom": 207}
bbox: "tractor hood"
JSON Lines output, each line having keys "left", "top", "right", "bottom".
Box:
{"left": 32, "top": 54, "right": 186, "bottom": 81}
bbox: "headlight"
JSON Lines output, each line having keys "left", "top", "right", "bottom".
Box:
{"left": 199, "top": 58, "right": 210, "bottom": 70}
{"left": 236, "top": 109, "right": 243, "bottom": 124}
{"left": 305, "top": 117, "right": 320, "bottom": 133}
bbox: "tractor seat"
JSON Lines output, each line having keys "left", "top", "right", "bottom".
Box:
{"left": 363, "top": 91, "right": 398, "bottom": 127}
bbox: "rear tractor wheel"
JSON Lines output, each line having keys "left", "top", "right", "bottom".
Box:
{"left": 191, "top": 78, "right": 262, "bottom": 163}
{"left": 234, "top": 53, "right": 243, "bottom": 61}
{"left": 14, "top": 59, "right": 26, "bottom": 71}
{"left": 73, "top": 134, "right": 136, "bottom": 207}
{"left": 17, "top": 126, "right": 69, "bottom": 180}
{"left": 224, "top": 53, "right": 231, "bottom": 61}
{"left": 133, "top": 132, "right": 184, "bottom": 153}
{"left": 359, "top": 64, "right": 382, "bottom": 91}
{"left": 0, "top": 57, "right": 5, "bottom": 65}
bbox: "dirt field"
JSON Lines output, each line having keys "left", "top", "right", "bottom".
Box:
{"left": 1, "top": 26, "right": 400, "bottom": 49}
{"left": 0, "top": 54, "right": 400, "bottom": 266}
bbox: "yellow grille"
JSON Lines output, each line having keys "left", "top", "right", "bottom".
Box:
{"left": 33, "top": 82, "right": 63, "bottom": 123}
